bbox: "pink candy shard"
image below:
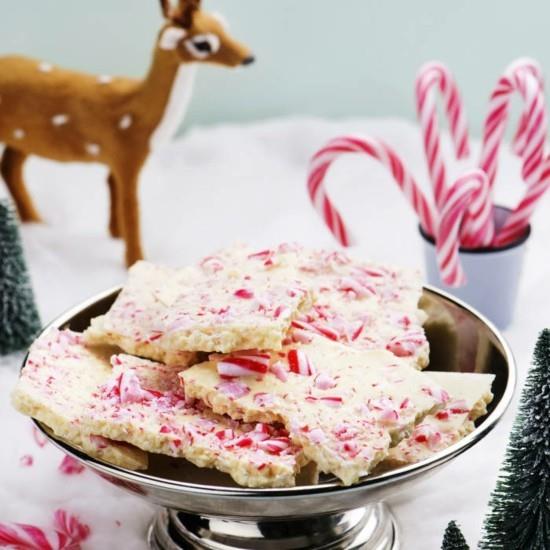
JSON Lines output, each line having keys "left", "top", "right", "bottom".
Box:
{"left": 32, "top": 425, "right": 48, "bottom": 448}
{"left": 19, "top": 454, "right": 34, "bottom": 468}
{"left": 217, "top": 352, "right": 270, "bottom": 378}
{"left": 59, "top": 455, "right": 85, "bottom": 476}
{"left": 287, "top": 349, "right": 315, "bottom": 376}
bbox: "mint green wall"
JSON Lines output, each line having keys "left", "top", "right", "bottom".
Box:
{"left": 1, "top": 0, "right": 548, "bottom": 134}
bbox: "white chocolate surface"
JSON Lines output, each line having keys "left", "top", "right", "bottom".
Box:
{"left": 181, "top": 336, "right": 446, "bottom": 485}
{"left": 13, "top": 329, "right": 307, "bottom": 488}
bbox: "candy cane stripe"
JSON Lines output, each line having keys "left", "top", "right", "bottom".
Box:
{"left": 437, "top": 171, "right": 491, "bottom": 286}
{"left": 415, "top": 62, "right": 470, "bottom": 211}
{"left": 306, "top": 135, "right": 437, "bottom": 244}
{"left": 495, "top": 156, "right": 550, "bottom": 245}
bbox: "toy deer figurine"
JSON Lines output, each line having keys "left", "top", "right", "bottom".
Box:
{"left": 0, "top": 0, "right": 253, "bottom": 266}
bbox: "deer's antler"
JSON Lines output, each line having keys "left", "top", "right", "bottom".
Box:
{"left": 159, "top": 0, "right": 200, "bottom": 27}
{"left": 176, "top": 0, "right": 201, "bottom": 28}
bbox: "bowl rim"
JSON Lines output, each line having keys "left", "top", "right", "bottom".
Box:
{"left": 30, "top": 283, "right": 516, "bottom": 499}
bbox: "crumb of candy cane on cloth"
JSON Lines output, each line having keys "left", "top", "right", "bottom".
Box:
{"left": 180, "top": 335, "right": 448, "bottom": 485}
{"left": 0, "top": 509, "right": 90, "bottom": 549}
{"left": 83, "top": 245, "right": 313, "bottom": 363}
{"left": 12, "top": 328, "right": 308, "bottom": 488}
{"left": 247, "top": 244, "right": 429, "bottom": 369}
{"left": 19, "top": 454, "right": 34, "bottom": 467}
{"left": 11, "top": 330, "right": 149, "bottom": 471}
{"left": 376, "top": 372, "right": 495, "bottom": 471}
{"left": 32, "top": 425, "right": 48, "bottom": 448}
{"left": 58, "top": 455, "right": 85, "bottom": 475}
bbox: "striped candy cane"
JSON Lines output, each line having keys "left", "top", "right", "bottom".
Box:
{"left": 457, "top": 169, "right": 495, "bottom": 248}
{"left": 307, "top": 135, "right": 437, "bottom": 246}
{"left": 494, "top": 155, "right": 550, "bottom": 246}
{"left": 436, "top": 170, "right": 491, "bottom": 287}
{"left": 471, "top": 63, "right": 547, "bottom": 248}
{"left": 415, "top": 62, "right": 470, "bottom": 210}
{"left": 510, "top": 58, "right": 545, "bottom": 157}
{"left": 480, "top": 65, "right": 547, "bottom": 189}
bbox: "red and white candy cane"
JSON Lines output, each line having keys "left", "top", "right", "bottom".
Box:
{"left": 415, "top": 62, "right": 470, "bottom": 210}
{"left": 436, "top": 170, "right": 491, "bottom": 287}
{"left": 459, "top": 166, "right": 495, "bottom": 249}
{"left": 480, "top": 64, "right": 547, "bottom": 189}
{"left": 307, "top": 135, "right": 437, "bottom": 245}
{"left": 510, "top": 58, "right": 545, "bottom": 157}
{"left": 494, "top": 155, "right": 550, "bottom": 246}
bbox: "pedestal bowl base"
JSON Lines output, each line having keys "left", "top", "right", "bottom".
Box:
{"left": 147, "top": 503, "right": 399, "bottom": 550}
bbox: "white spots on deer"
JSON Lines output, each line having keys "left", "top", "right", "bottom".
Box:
{"left": 52, "top": 114, "right": 70, "bottom": 126}
{"left": 85, "top": 143, "right": 101, "bottom": 156}
{"left": 38, "top": 62, "right": 53, "bottom": 73}
{"left": 119, "top": 114, "right": 133, "bottom": 130}
{"left": 13, "top": 129, "right": 25, "bottom": 140}
{"left": 159, "top": 27, "right": 187, "bottom": 50}
{"left": 98, "top": 75, "right": 113, "bottom": 85}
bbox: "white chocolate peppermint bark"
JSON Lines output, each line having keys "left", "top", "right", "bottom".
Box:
{"left": 84, "top": 249, "right": 311, "bottom": 362}
{"left": 12, "top": 330, "right": 148, "bottom": 470}
{"left": 85, "top": 313, "right": 197, "bottom": 368}
{"left": 12, "top": 329, "right": 307, "bottom": 488}
{"left": 53, "top": 431, "right": 149, "bottom": 471}
{"left": 86, "top": 355, "right": 306, "bottom": 487}
{"left": 380, "top": 372, "right": 494, "bottom": 469}
{"left": 242, "top": 244, "right": 429, "bottom": 368}
{"left": 180, "top": 336, "right": 448, "bottom": 485}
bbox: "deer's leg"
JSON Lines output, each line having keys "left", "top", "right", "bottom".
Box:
{"left": 107, "top": 172, "right": 122, "bottom": 238}
{"left": 113, "top": 163, "right": 145, "bottom": 267}
{"left": 0, "top": 147, "right": 42, "bottom": 222}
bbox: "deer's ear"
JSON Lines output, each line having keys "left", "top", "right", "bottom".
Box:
{"left": 159, "top": 26, "right": 187, "bottom": 50}
{"left": 159, "top": 0, "right": 174, "bottom": 19}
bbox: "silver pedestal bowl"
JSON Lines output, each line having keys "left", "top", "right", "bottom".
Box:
{"left": 30, "top": 286, "right": 515, "bottom": 549}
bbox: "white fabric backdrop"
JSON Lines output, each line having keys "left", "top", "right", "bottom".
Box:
{"left": 1, "top": 117, "right": 548, "bottom": 548}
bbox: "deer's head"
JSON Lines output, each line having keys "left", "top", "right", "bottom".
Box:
{"left": 158, "top": 0, "right": 254, "bottom": 67}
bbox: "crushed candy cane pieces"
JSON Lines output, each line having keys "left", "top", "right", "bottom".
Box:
{"left": 287, "top": 349, "right": 315, "bottom": 376}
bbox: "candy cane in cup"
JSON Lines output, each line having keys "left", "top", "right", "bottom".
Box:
{"left": 414, "top": 62, "right": 493, "bottom": 248}
{"left": 307, "top": 135, "right": 437, "bottom": 245}
{"left": 436, "top": 170, "right": 492, "bottom": 287}
{"left": 457, "top": 170, "right": 495, "bottom": 249}
{"left": 468, "top": 63, "right": 547, "bottom": 248}
{"left": 415, "top": 62, "right": 470, "bottom": 210}
{"left": 494, "top": 155, "right": 550, "bottom": 246}
{"left": 509, "top": 58, "right": 545, "bottom": 157}
{"left": 480, "top": 64, "right": 547, "bottom": 189}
